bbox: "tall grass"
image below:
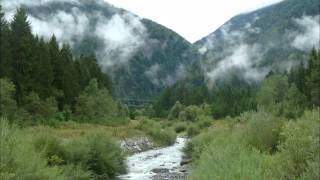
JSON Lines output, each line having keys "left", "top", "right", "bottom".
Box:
{"left": 0, "top": 118, "right": 127, "bottom": 180}
{"left": 0, "top": 118, "right": 65, "bottom": 179}
{"left": 137, "top": 119, "right": 177, "bottom": 146}
{"left": 186, "top": 109, "right": 320, "bottom": 179}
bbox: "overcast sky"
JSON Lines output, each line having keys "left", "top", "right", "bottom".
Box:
{"left": 105, "top": 0, "right": 283, "bottom": 42}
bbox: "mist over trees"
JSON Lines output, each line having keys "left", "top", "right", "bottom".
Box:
{"left": 0, "top": 7, "right": 119, "bottom": 123}
{"left": 153, "top": 48, "right": 320, "bottom": 119}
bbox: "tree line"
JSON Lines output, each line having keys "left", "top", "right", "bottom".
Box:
{"left": 153, "top": 48, "right": 320, "bottom": 119}
{"left": 0, "top": 8, "right": 127, "bottom": 124}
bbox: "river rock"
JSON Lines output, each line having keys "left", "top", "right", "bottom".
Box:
{"left": 120, "top": 137, "right": 154, "bottom": 153}
{"left": 152, "top": 172, "right": 186, "bottom": 180}
{"left": 152, "top": 168, "right": 170, "bottom": 173}
{"left": 180, "top": 159, "right": 190, "bottom": 166}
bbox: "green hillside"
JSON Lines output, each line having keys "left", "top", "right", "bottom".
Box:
{"left": 154, "top": 0, "right": 320, "bottom": 117}
{"left": 13, "top": 0, "right": 191, "bottom": 99}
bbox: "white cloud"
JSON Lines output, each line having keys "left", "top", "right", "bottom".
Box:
{"left": 2, "top": 0, "right": 79, "bottom": 20}
{"left": 95, "top": 12, "right": 147, "bottom": 69}
{"left": 1, "top": 0, "right": 148, "bottom": 71}
{"left": 145, "top": 64, "right": 161, "bottom": 85}
{"left": 205, "top": 44, "right": 268, "bottom": 87}
{"left": 291, "top": 15, "right": 320, "bottom": 51}
{"left": 28, "top": 8, "right": 89, "bottom": 47}
{"left": 145, "top": 64, "right": 187, "bottom": 87}
{"left": 198, "top": 19, "right": 270, "bottom": 87}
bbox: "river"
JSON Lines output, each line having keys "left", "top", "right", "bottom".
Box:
{"left": 118, "top": 137, "right": 188, "bottom": 180}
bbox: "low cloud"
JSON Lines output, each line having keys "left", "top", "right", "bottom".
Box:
{"left": 205, "top": 44, "right": 268, "bottom": 87}
{"left": 28, "top": 8, "right": 89, "bottom": 47}
{"left": 145, "top": 64, "right": 187, "bottom": 87}
{"left": 2, "top": 0, "right": 79, "bottom": 20}
{"left": 95, "top": 12, "right": 147, "bottom": 69}
{"left": 1, "top": 0, "right": 147, "bottom": 71}
{"left": 291, "top": 15, "right": 320, "bottom": 51}
{"left": 145, "top": 64, "right": 161, "bottom": 85}
{"left": 198, "top": 17, "right": 269, "bottom": 88}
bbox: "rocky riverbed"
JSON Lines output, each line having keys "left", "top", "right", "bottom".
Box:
{"left": 121, "top": 137, "right": 154, "bottom": 153}
{"left": 118, "top": 137, "right": 189, "bottom": 180}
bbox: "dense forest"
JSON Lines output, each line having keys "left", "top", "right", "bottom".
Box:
{"left": 15, "top": 0, "right": 192, "bottom": 99}
{"left": 153, "top": 48, "right": 320, "bottom": 119}
{"left": 0, "top": 7, "right": 130, "bottom": 125}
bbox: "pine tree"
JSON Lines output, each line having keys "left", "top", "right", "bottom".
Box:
{"left": 0, "top": 5, "right": 13, "bottom": 78}
{"left": 284, "top": 84, "right": 307, "bottom": 118}
{"left": 10, "top": 8, "right": 34, "bottom": 105}
{"left": 308, "top": 48, "right": 320, "bottom": 107}
{"left": 31, "top": 38, "right": 54, "bottom": 98}
{"left": 58, "top": 44, "right": 79, "bottom": 110}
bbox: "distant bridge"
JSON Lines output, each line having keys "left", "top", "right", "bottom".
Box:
{"left": 114, "top": 98, "right": 155, "bottom": 108}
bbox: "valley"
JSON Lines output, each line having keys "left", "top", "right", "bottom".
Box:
{"left": 0, "top": 0, "right": 319, "bottom": 180}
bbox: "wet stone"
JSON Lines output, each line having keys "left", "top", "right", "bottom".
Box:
{"left": 151, "top": 168, "right": 170, "bottom": 173}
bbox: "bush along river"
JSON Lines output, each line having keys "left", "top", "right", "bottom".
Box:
{"left": 118, "top": 137, "right": 189, "bottom": 180}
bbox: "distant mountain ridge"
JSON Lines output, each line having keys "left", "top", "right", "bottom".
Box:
{"left": 1, "top": 0, "right": 319, "bottom": 100}
{"left": 193, "top": 0, "right": 319, "bottom": 86}
{"left": 151, "top": 0, "right": 319, "bottom": 115}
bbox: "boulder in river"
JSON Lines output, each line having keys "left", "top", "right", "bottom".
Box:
{"left": 152, "top": 168, "right": 170, "bottom": 173}
{"left": 180, "top": 159, "right": 190, "bottom": 166}
{"left": 121, "top": 137, "right": 154, "bottom": 153}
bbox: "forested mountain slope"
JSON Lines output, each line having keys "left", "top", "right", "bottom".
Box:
{"left": 194, "top": 0, "right": 319, "bottom": 85}
{"left": 1, "top": 0, "right": 191, "bottom": 99}
{"left": 154, "top": 0, "right": 320, "bottom": 117}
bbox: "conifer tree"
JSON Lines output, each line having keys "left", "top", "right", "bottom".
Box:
{"left": 31, "top": 38, "right": 54, "bottom": 98}
{"left": 0, "top": 6, "right": 12, "bottom": 78}
{"left": 10, "top": 8, "right": 34, "bottom": 105}
{"left": 308, "top": 48, "right": 320, "bottom": 107}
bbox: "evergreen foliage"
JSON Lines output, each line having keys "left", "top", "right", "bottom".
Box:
{"left": 0, "top": 8, "right": 116, "bottom": 124}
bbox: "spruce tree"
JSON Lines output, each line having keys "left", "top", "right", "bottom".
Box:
{"left": 10, "top": 8, "right": 34, "bottom": 105}
{"left": 308, "top": 49, "right": 320, "bottom": 107}
{"left": 31, "top": 38, "right": 54, "bottom": 98}
{"left": 0, "top": 5, "right": 12, "bottom": 78}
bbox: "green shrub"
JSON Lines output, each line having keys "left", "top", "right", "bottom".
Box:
{"left": 271, "top": 109, "right": 320, "bottom": 179}
{"left": 189, "top": 127, "right": 271, "bottom": 180}
{"left": 191, "top": 142, "right": 270, "bottom": 180}
{"left": 173, "top": 121, "right": 188, "bottom": 133}
{"left": 283, "top": 84, "right": 307, "bottom": 119}
{"left": 168, "top": 101, "right": 185, "bottom": 120}
{"left": 238, "top": 111, "right": 255, "bottom": 123}
{"left": 197, "top": 116, "right": 212, "bottom": 129}
{"left": 299, "top": 160, "right": 320, "bottom": 180}
{"left": 244, "top": 110, "right": 283, "bottom": 152}
{"left": 187, "top": 125, "right": 200, "bottom": 137}
{"left": 75, "top": 79, "right": 121, "bottom": 123}
{"left": 0, "top": 79, "right": 18, "bottom": 121}
{"left": 178, "top": 105, "right": 200, "bottom": 122}
{"left": 0, "top": 118, "right": 127, "bottom": 180}
{"left": 85, "top": 132, "right": 126, "bottom": 179}
{"left": 184, "top": 129, "right": 215, "bottom": 161}
{"left": 0, "top": 118, "right": 66, "bottom": 179}
{"left": 64, "top": 139, "right": 90, "bottom": 165}
{"left": 61, "top": 164, "right": 92, "bottom": 180}
{"left": 33, "top": 131, "right": 67, "bottom": 166}
{"left": 186, "top": 109, "right": 320, "bottom": 180}
{"left": 256, "top": 75, "right": 289, "bottom": 116}
{"left": 64, "top": 131, "right": 127, "bottom": 179}
{"left": 24, "top": 92, "right": 58, "bottom": 122}
{"left": 137, "top": 119, "right": 177, "bottom": 146}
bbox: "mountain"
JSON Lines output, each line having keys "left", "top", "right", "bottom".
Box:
{"left": 153, "top": 0, "right": 320, "bottom": 116}
{"left": 193, "top": 0, "right": 319, "bottom": 86}
{"left": 1, "top": 0, "right": 191, "bottom": 99}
